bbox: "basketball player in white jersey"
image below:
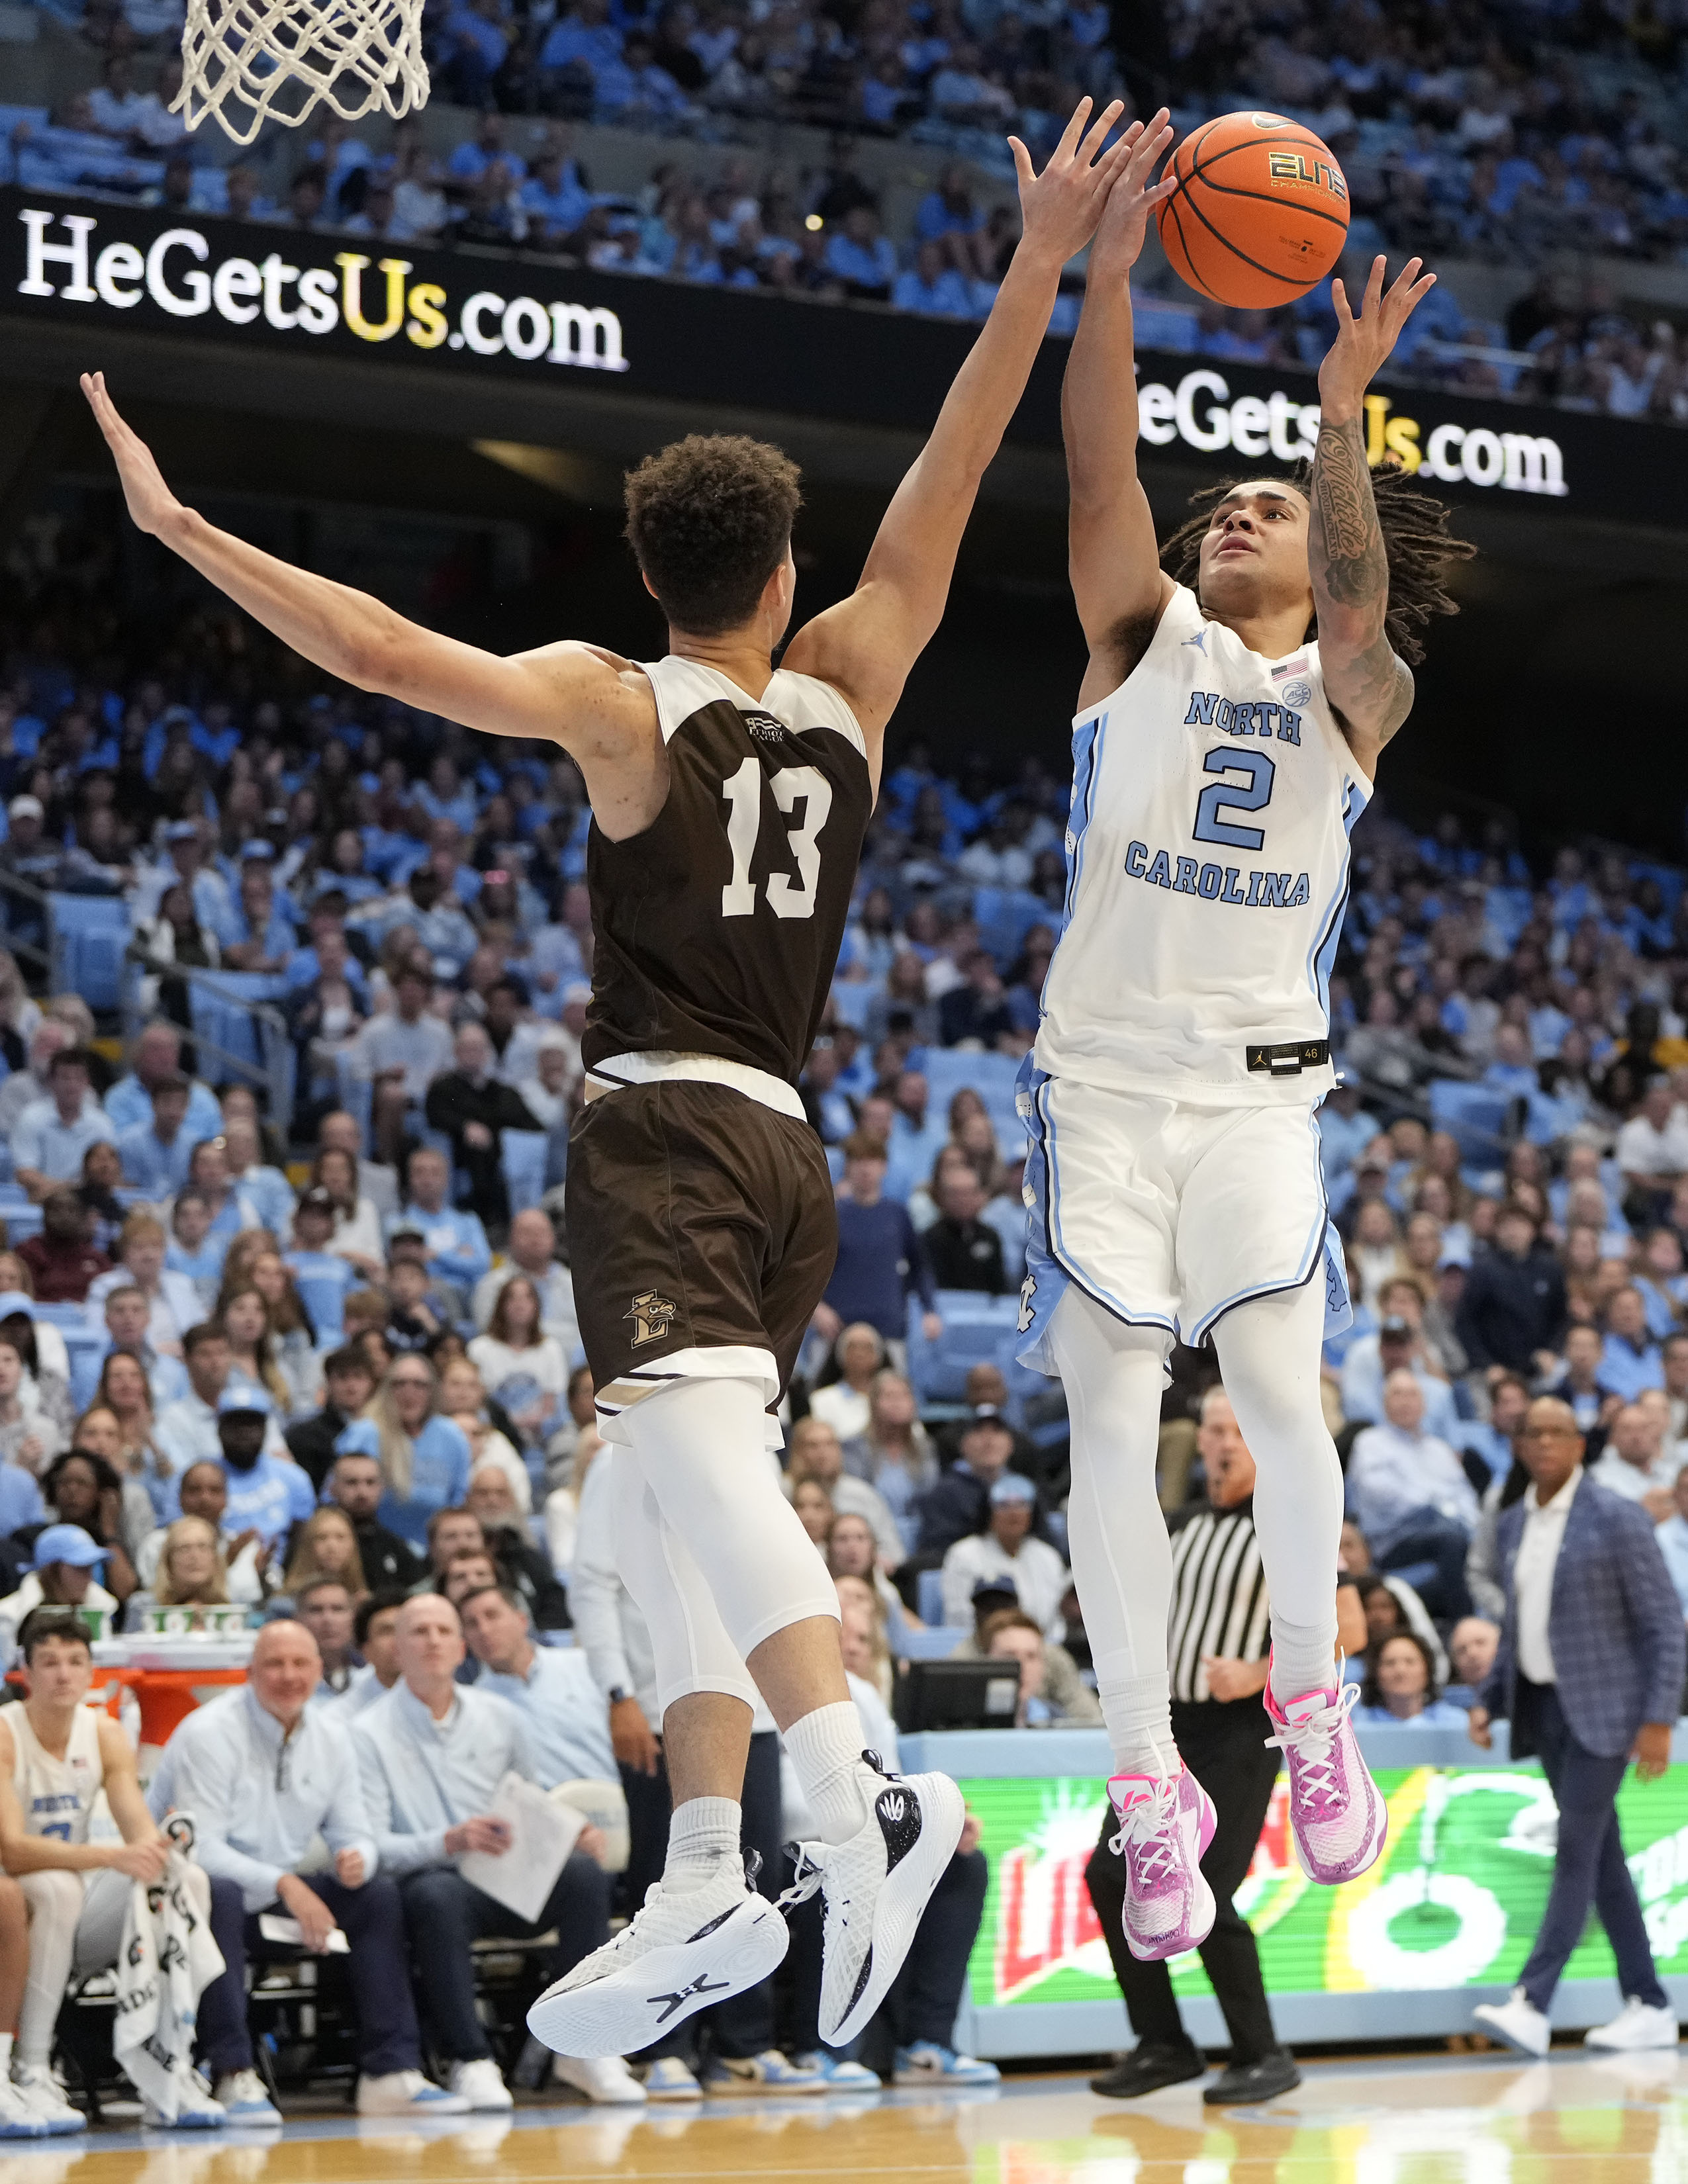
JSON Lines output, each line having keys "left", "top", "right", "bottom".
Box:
{"left": 81, "top": 102, "right": 1174, "bottom": 2058}
{"left": 1018, "top": 145, "right": 1476, "bottom": 1958}
{"left": 0, "top": 1610, "right": 224, "bottom": 2127}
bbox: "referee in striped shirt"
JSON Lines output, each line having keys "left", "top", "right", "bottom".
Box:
{"left": 1085, "top": 1386, "right": 1361, "bottom": 2103}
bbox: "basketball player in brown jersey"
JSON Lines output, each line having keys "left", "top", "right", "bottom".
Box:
{"left": 83, "top": 101, "right": 1174, "bottom": 2062}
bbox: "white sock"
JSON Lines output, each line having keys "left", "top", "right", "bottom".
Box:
{"left": 1267, "top": 1618, "right": 1339, "bottom": 1707}
{"left": 1097, "top": 1670, "right": 1178, "bottom": 1778}
{"left": 663, "top": 1797, "right": 742, "bottom": 1892}
{"left": 785, "top": 1701, "right": 871, "bottom": 1844}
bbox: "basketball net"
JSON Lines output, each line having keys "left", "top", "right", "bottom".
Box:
{"left": 173, "top": 0, "right": 430, "bottom": 146}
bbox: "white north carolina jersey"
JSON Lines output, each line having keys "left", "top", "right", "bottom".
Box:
{"left": 1036, "top": 583, "right": 1370, "bottom": 1107}
{"left": 9, "top": 1700, "right": 103, "bottom": 1844}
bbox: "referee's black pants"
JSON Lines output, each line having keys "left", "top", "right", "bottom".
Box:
{"left": 1084, "top": 1695, "right": 1282, "bottom": 2066}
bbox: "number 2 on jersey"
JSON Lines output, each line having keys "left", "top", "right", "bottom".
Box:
{"left": 1192, "top": 747, "right": 1276, "bottom": 852}
{"left": 720, "top": 757, "right": 833, "bottom": 920}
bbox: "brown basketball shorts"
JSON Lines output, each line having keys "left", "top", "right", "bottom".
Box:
{"left": 564, "top": 1079, "right": 837, "bottom": 1443}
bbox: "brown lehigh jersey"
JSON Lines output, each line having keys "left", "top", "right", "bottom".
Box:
{"left": 582, "top": 655, "right": 873, "bottom": 1086}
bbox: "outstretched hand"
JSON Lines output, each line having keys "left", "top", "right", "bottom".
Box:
{"left": 1318, "top": 255, "right": 1436, "bottom": 422}
{"left": 1009, "top": 98, "right": 1142, "bottom": 270}
{"left": 1085, "top": 108, "right": 1177, "bottom": 281}
{"left": 79, "top": 371, "right": 183, "bottom": 538}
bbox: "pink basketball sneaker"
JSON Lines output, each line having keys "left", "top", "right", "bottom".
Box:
{"left": 1107, "top": 1762, "right": 1217, "bottom": 1962}
{"left": 1263, "top": 1670, "right": 1387, "bottom": 1885}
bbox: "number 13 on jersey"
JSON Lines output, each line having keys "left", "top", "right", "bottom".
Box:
{"left": 720, "top": 757, "right": 833, "bottom": 920}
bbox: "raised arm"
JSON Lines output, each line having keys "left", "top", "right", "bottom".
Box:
{"left": 1061, "top": 109, "right": 1178, "bottom": 709}
{"left": 77, "top": 374, "right": 653, "bottom": 780}
{"left": 1307, "top": 255, "right": 1435, "bottom": 778}
{"left": 784, "top": 100, "right": 1141, "bottom": 745}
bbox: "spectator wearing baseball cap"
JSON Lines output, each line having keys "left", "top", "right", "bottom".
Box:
{"left": 285, "top": 1186, "right": 359, "bottom": 1348}
{"left": 167, "top": 1387, "right": 312, "bottom": 1559}
{"left": 0, "top": 1524, "right": 118, "bottom": 1651}
{"left": 0, "top": 796, "right": 62, "bottom": 956}
{"left": 939, "top": 1472, "right": 1070, "bottom": 1639}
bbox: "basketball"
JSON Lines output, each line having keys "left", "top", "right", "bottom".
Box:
{"left": 1156, "top": 110, "right": 1351, "bottom": 310}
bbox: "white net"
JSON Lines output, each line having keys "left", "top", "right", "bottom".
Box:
{"left": 173, "top": 0, "right": 430, "bottom": 146}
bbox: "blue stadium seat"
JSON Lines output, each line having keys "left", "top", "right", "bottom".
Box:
{"left": 906, "top": 1289, "right": 1024, "bottom": 1408}
{"left": 918, "top": 1049, "right": 1025, "bottom": 1154}
{"left": 48, "top": 895, "right": 132, "bottom": 1015}
{"left": 67, "top": 1332, "right": 111, "bottom": 1413}
{"left": 1428, "top": 1079, "right": 1512, "bottom": 1169}
{"left": 972, "top": 887, "right": 1050, "bottom": 970}
{"left": 900, "top": 1623, "right": 968, "bottom": 1660}
{"left": 501, "top": 1131, "right": 547, "bottom": 1218}
{"left": 188, "top": 972, "right": 290, "bottom": 1087}
{"left": 916, "top": 1568, "right": 946, "bottom": 1625}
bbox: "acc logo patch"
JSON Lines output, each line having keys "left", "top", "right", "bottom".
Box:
{"left": 1282, "top": 680, "right": 1312, "bottom": 707}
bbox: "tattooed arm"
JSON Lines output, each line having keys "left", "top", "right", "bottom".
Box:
{"left": 1311, "top": 255, "right": 1436, "bottom": 778}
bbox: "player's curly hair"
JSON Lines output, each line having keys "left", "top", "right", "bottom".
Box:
{"left": 1158, "top": 459, "right": 1477, "bottom": 666}
{"left": 624, "top": 433, "right": 802, "bottom": 636}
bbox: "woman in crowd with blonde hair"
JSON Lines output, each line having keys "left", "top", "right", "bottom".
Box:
{"left": 436, "top": 1353, "right": 530, "bottom": 1510}
{"left": 153, "top": 1515, "right": 232, "bottom": 1614}
{"left": 281, "top": 1504, "right": 368, "bottom": 1598}
{"left": 826, "top": 1510, "right": 920, "bottom": 1638}
{"left": 841, "top": 1368, "right": 936, "bottom": 1546}
{"left": 792, "top": 1477, "right": 836, "bottom": 1549}
{"left": 833, "top": 1570, "right": 897, "bottom": 1707}
{"left": 332, "top": 1352, "right": 471, "bottom": 1549}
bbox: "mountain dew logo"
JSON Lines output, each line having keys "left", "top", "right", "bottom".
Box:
{"left": 962, "top": 1765, "right": 1688, "bottom": 2007}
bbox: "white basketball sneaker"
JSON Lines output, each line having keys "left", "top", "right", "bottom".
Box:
{"left": 528, "top": 1855, "right": 788, "bottom": 2062}
{"left": 780, "top": 1754, "right": 965, "bottom": 2048}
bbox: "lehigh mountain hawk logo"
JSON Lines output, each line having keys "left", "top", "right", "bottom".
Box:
{"left": 626, "top": 1290, "right": 679, "bottom": 1346}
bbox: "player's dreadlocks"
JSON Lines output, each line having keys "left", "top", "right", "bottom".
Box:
{"left": 1158, "top": 459, "right": 1477, "bottom": 666}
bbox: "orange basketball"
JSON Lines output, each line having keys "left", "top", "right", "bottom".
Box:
{"left": 1156, "top": 111, "right": 1350, "bottom": 309}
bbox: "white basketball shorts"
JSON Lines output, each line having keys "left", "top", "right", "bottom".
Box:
{"left": 1013, "top": 1059, "right": 1352, "bottom": 1371}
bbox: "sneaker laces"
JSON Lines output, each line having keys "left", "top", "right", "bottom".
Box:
{"left": 1266, "top": 1681, "right": 1360, "bottom": 1816}
{"left": 1107, "top": 1762, "right": 1180, "bottom": 1884}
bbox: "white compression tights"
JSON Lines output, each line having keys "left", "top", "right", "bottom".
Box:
{"left": 614, "top": 1375, "right": 842, "bottom": 1718}
{"left": 1049, "top": 1275, "right": 1343, "bottom": 1773}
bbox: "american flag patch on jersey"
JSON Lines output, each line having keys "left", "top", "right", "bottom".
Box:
{"left": 1271, "top": 656, "right": 1309, "bottom": 681}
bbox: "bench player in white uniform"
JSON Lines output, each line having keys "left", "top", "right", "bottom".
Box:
{"left": 0, "top": 1609, "right": 224, "bottom": 2129}
{"left": 1019, "top": 140, "right": 1477, "bottom": 1959}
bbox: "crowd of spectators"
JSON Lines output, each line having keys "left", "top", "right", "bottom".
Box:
{"left": 15, "top": 0, "right": 1688, "bottom": 420}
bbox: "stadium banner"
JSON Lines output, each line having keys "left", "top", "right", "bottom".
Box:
{"left": 952, "top": 1760, "right": 1688, "bottom": 2052}
{"left": 7, "top": 189, "right": 1688, "bottom": 527}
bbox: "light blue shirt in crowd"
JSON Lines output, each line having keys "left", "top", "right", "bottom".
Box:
{"left": 1599, "top": 1332, "right": 1665, "bottom": 1402}
{"left": 1345, "top": 1420, "right": 1479, "bottom": 1559}
{"left": 389, "top": 1203, "right": 491, "bottom": 1289}
{"left": 185, "top": 1451, "right": 314, "bottom": 1551}
{"left": 353, "top": 1681, "right": 533, "bottom": 1875}
{"left": 156, "top": 1683, "right": 378, "bottom": 1910}
{"left": 105, "top": 1074, "right": 224, "bottom": 1142}
{"left": 476, "top": 1642, "right": 616, "bottom": 1788}
{"left": 285, "top": 1249, "right": 357, "bottom": 1344}
{"left": 332, "top": 1414, "right": 473, "bottom": 1548}
{"left": 0, "top": 1464, "right": 44, "bottom": 1533}
{"left": 12, "top": 1099, "right": 116, "bottom": 1181}
{"left": 116, "top": 1120, "right": 195, "bottom": 1199}
{"left": 1339, "top": 1339, "right": 1459, "bottom": 1441}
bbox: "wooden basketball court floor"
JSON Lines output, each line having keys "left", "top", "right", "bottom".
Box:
{"left": 9, "top": 2050, "right": 1685, "bottom": 2184}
